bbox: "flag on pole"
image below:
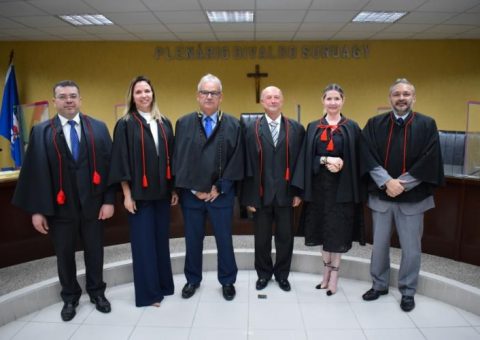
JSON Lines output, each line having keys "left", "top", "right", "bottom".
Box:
{"left": 0, "top": 52, "right": 22, "bottom": 168}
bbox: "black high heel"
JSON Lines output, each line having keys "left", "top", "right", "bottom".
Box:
{"left": 315, "top": 261, "right": 331, "bottom": 289}
{"left": 326, "top": 266, "right": 339, "bottom": 296}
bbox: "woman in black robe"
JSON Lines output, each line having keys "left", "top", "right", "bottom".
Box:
{"left": 295, "top": 84, "right": 364, "bottom": 296}
{"left": 108, "top": 76, "right": 177, "bottom": 307}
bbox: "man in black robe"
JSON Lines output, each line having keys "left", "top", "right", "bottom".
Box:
{"left": 361, "top": 78, "right": 444, "bottom": 312}
{"left": 173, "top": 74, "right": 243, "bottom": 301}
{"left": 241, "top": 86, "right": 304, "bottom": 291}
{"left": 12, "top": 80, "right": 115, "bottom": 321}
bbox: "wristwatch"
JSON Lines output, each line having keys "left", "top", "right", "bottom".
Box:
{"left": 320, "top": 156, "right": 327, "bottom": 165}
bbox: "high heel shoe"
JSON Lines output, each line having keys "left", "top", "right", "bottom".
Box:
{"left": 315, "top": 261, "right": 331, "bottom": 289}
{"left": 326, "top": 266, "right": 339, "bottom": 296}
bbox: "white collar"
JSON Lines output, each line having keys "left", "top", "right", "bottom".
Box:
{"left": 58, "top": 113, "right": 80, "bottom": 126}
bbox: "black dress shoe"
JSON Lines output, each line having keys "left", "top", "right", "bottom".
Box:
{"left": 256, "top": 278, "right": 269, "bottom": 290}
{"left": 222, "top": 284, "right": 236, "bottom": 301}
{"left": 182, "top": 282, "right": 200, "bottom": 299}
{"left": 362, "top": 288, "right": 389, "bottom": 301}
{"left": 277, "top": 279, "right": 291, "bottom": 292}
{"left": 90, "top": 295, "right": 111, "bottom": 313}
{"left": 400, "top": 295, "right": 415, "bottom": 312}
{"left": 61, "top": 301, "right": 79, "bottom": 322}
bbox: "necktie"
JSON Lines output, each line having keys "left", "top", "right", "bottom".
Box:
{"left": 68, "top": 120, "right": 79, "bottom": 161}
{"left": 269, "top": 121, "right": 279, "bottom": 146}
{"left": 396, "top": 117, "right": 404, "bottom": 127}
{"left": 204, "top": 116, "right": 213, "bottom": 138}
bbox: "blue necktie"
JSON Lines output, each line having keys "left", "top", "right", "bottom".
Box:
{"left": 68, "top": 120, "right": 79, "bottom": 161}
{"left": 204, "top": 116, "right": 213, "bottom": 138}
{"left": 396, "top": 117, "right": 404, "bottom": 127}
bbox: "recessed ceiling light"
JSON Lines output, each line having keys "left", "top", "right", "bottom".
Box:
{"left": 59, "top": 14, "right": 114, "bottom": 26}
{"left": 352, "top": 11, "right": 407, "bottom": 23}
{"left": 206, "top": 11, "right": 254, "bottom": 23}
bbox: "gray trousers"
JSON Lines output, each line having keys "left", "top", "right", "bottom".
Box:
{"left": 368, "top": 195, "right": 433, "bottom": 296}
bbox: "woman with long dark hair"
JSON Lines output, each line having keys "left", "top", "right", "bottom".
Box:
{"left": 109, "top": 76, "right": 177, "bottom": 307}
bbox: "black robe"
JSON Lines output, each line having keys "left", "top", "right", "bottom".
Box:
{"left": 293, "top": 118, "right": 365, "bottom": 203}
{"left": 12, "top": 113, "right": 115, "bottom": 219}
{"left": 293, "top": 117, "right": 365, "bottom": 245}
{"left": 241, "top": 115, "right": 305, "bottom": 208}
{"left": 172, "top": 111, "right": 244, "bottom": 193}
{"left": 361, "top": 111, "right": 444, "bottom": 202}
{"left": 108, "top": 113, "right": 174, "bottom": 201}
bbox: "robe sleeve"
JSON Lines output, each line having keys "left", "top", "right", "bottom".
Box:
{"left": 11, "top": 124, "right": 55, "bottom": 216}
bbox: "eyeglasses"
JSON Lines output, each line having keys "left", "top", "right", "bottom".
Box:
{"left": 56, "top": 94, "right": 79, "bottom": 101}
{"left": 199, "top": 90, "right": 221, "bottom": 97}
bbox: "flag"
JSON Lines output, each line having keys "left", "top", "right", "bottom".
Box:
{"left": 0, "top": 61, "right": 22, "bottom": 167}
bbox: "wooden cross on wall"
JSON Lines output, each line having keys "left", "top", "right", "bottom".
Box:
{"left": 247, "top": 64, "right": 268, "bottom": 103}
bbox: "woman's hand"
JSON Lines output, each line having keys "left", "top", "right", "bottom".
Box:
{"left": 325, "top": 156, "right": 343, "bottom": 173}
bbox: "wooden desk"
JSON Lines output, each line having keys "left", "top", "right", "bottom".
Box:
{"left": 1, "top": 176, "right": 479, "bottom": 268}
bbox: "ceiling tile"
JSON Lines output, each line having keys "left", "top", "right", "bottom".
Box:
{"left": 40, "top": 26, "right": 89, "bottom": 35}
{"left": 211, "top": 23, "right": 254, "bottom": 32}
{"left": 11, "top": 15, "right": 69, "bottom": 27}
{"left": 304, "top": 10, "right": 357, "bottom": 22}
{"left": 255, "top": 23, "right": 301, "bottom": 32}
{"left": 342, "top": 23, "right": 390, "bottom": 32}
{"left": 121, "top": 24, "right": 169, "bottom": 33}
{"left": 0, "top": 17, "right": 28, "bottom": 29}
{"left": 142, "top": 0, "right": 201, "bottom": 11}
{"left": 256, "top": 10, "right": 306, "bottom": 23}
{"left": 136, "top": 33, "right": 178, "bottom": 41}
{"left": 426, "top": 24, "right": 477, "bottom": 33}
{"left": 298, "top": 22, "right": 345, "bottom": 31}
{"left": 26, "top": 0, "right": 95, "bottom": 15}
{"left": 332, "top": 31, "right": 375, "bottom": 39}
{"left": 166, "top": 23, "right": 212, "bottom": 33}
{"left": 293, "top": 31, "right": 336, "bottom": 40}
{"left": 105, "top": 12, "right": 160, "bottom": 25}
{"left": 416, "top": 0, "right": 480, "bottom": 12}
{"left": 443, "top": 13, "right": 480, "bottom": 25}
{"left": 200, "top": 0, "right": 255, "bottom": 10}
{"left": 466, "top": 4, "right": 480, "bottom": 12}
{"left": 93, "top": 33, "right": 139, "bottom": 40}
{"left": 310, "top": 0, "right": 369, "bottom": 11}
{"left": 257, "top": 0, "right": 312, "bottom": 10}
{"left": 215, "top": 32, "right": 255, "bottom": 40}
{"left": 372, "top": 32, "right": 415, "bottom": 39}
{"left": 0, "top": 1, "right": 47, "bottom": 16}
{"left": 255, "top": 31, "right": 295, "bottom": 40}
{"left": 411, "top": 32, "right": 456, "bottom": 39}
{"left": 397, "top": 11, "right": 456, "bottom": 24}
{"left": 176, "top": 32, "right": 217, "bottom": 40}
{"left": 82, "top": 0, "right": 149, "bottom": 12}
{"left": 80, "top": 25, "right": 129, "bottom": 34}
{"left": 154, "top": 10, "right": 207, "bottom": 24}
{"left": 56, "top": 34, "right": 101, "bottom": 40}
{"left": 383, "top": 23, "right": 433, "bottom": 32}
{"left": 364, "top": 0, "right": 427, "bottom": 11}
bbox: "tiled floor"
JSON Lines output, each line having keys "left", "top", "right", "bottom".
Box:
{"left": 1, "top": 271, "right": 480, "bottom": 340}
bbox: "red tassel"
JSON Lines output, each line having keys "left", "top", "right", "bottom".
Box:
{"left": 92, "top": 171, "right": 101, "bottom": 185}
{"left": 285, "top": 167, "right": 290, "bottom": 181}
{"left": 320, "top": 128, "right": 328, "bottom": 141}
{"left": 259, "top": 185, "right": 263, "bottom": 197}
{"left": 327, "top": 139, "right": 334, "bottom": 151}
{"left": 142, "top": 174, "right": 148, "bottom": 188}
{"left": 166, "top": 165, "right": 172, "bottom": 180}
{"left": 57, "top": 190, "right": 66, "bottom": 205}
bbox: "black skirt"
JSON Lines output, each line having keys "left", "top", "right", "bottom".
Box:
{"left": 303, "top": 167, "right": 355, "bottom": 253}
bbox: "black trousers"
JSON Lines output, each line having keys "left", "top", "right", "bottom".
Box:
{"left": 253, "top": 202, "right": 294, "bottom": 281}
{"left": 49, "top": 215, "right": 106, "bottom": 303}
